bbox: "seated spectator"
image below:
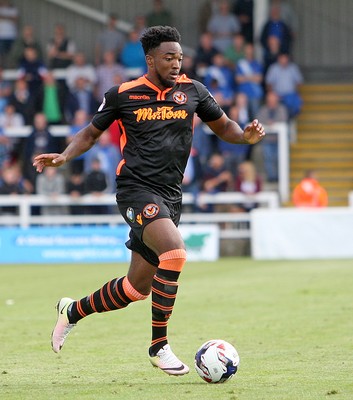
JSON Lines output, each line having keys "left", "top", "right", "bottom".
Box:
{"left": 46, "top": 23, "right": 76, "bottom": 69}
{"left": 120, "top": 30, "right": 147, "bottom": 79}
{"left": 265, "top": 52, "right": 303, "bottom": 118}
{"left": 64, "top": 76, "right": 99, "bottom": 123}
{"left": 66, "top": 51, "right": 97, "bottom": 92}
{"left": 256, "top": 90, "right": 288, "bottom": 182}
{"left": 0, "top": 67, "right": 12, "bottom": 113}
{"left": 292, "top": 170, "right": 328, "bottom": 207}
{"left": 0, "top": 103, "right": 25, "bottom": 165}
{"left": 0, "top": 0, "right": 19, "bottom": 67}
{"left": 207, "top": 0, "right": 241, "bottom": 53}
{"left": 8, "top": 78, "right": 35, "bottom": 124}
{"left": 94, "top": 13, "right": 126, "bottom": 65}
{"left": 9, "top": 24, "right": 43, "bottom": 67}
{"left": 262, "top": 34, "right": 281, "bottom": 76}
{"left": 207, "top": 77, "right": 233, "bottom": 116}
{"left": 193, "top": 32, "right": 219, "bottom": 79}
{"left": 35, "top": 167, "right": 66, "bottom": 215}
{"left": 203, "top": 52, "right": 234, "bottom": 95}
{"left": 235, "top": 42, "right": 264, "bottom": 119}
{"left": 192, "top": 115, "right": 214, "bottom": 168}
{"left": 95, "top": 50, "right": 127, "bottom": 102}
{"left": 179, "top": 54, "right": 198, "bottom": 80}
{"left": 66, "top": 171, "right": 85, "bottom": 215}
{"left": 84, "top": 158, "right": 109, "bottom": 214}
{"left": 146, "top": 0, "right": 173, "bottom": 27}
{"left": 17, "top": 45, "right": 47, "bottom": 98}
{"left": 232, "top": 160, "right": 262, "bottom": 212}
{"left": 223, "top": 32, "right": 246, "bottom": 69}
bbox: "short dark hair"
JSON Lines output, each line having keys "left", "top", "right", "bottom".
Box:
{"left": 140, "top": 26, "right": 181, "bottom": 55}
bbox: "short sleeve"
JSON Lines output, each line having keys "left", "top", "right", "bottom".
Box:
{"left": 92, "top": 86, "right": 121, "bottom": 131}
{"left": 193, "top": 80, "right": 224, "bottom": 122}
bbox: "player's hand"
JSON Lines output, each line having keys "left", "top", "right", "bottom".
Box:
{"left": 33, "top": 153, "right": 66, "bottom": 173}
{"left": 243, "top": 119, "right": 266, "bottom": 144}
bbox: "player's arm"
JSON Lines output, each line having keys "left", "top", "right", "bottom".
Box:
{"left": 206, "top": 113, "right": 266, "bottom": 145}
{"left": 33, "top": 123, "right": 104, "bottom": 173}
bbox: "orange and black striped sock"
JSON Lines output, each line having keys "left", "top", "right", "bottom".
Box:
{"left": 150, "top": 249, "right": 186, "bottom": 356}
{"left": 67, "top": 276, "right": 148, "bottom": 323}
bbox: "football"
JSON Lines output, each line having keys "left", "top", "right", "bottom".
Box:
{"left": 194, "top": 339, "right": 240, "bottom": 383}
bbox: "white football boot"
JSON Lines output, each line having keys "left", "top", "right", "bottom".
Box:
{"left": 51, "top": 297, "right": 76, "bottom": 353}
{"left": 149, "top": 344, "right": 190, "bottom": 375}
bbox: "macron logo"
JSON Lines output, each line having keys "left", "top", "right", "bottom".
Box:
{"left": 129, "top": 95, "right": 151, "bottom": 100}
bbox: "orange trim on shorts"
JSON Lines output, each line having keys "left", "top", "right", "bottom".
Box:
{"left": 122, "top": 276, "right": 149, "bottom": 302}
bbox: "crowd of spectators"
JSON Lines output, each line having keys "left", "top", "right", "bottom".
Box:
{"left": 0, "top": 0, "right": 304, "bottom": 216}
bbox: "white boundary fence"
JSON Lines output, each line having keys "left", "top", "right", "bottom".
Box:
{"left": 0, "top": 192, "right": 279, "bottom": 239}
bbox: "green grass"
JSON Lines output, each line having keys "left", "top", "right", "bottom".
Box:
{"left": 1, "top": 258, "right": 353, "bottom": 400}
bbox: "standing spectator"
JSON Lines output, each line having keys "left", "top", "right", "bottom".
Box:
{"left": 120, "top": 30, "right": 147, "bottom": 79}
{"left": 292, "top": 170, "right": 328, "bottom": 208}
{"left": 272, "top": 0, "right": 299, "bottom": 39}
{"left": 17, "top": 46, "right": 47, "bottom": 98}
{"left": 0, "top": 66, "right": 12, "bottom": 113}
{"left": 207, "top": 0, "right": 241, "bottom": 53}
{"left": 146, "top": 0, "right": 173, "bottom": 27}
{"left": 193, "top": 32, "right": 219, "bottom": 79}
{"left": 36, "top": 167, "right": 66, "bottom": 215}
{"left": 94, "top": 13, "right": 126, "bottom": 65}
{"left": 256, "top": 90, "right": 288, "bottom": 182}
{"left": 0, "top": 0, "right": 18, "bottom": 67}
{"left": 235, "top": 43, "right": 264, "bottom": 119}
{"left": 35, "top": 70, "right": 66, "bottom": 125}
{"left": 95, "top": 50, "right": 127, "bottom": 102}
{"left": 265, "top": 52, "right": 303, "bottom": 118}
{"left": 64, "top": 76, "right": 99, "bottom": 123}
{"left": 9, "top": 24, "right": 43, "bottom": 67}
{"left": 8, "top": 78, "right": 35, "bottom": 124}
{"left": 66, "top": 51, "right": 97, "bottom": 92}
{"left": 233, "top": 0, "right": 254, "bottom": 44}
{"left": 22, "top": 112, "right": 63, "bottom": 191}
{"left": 46, "top": 23, "right": 76, "bottom": 69}
{"left": 262, "top": 34, "right": 281, "bottom": 76}
{"left": 260, "top": 4, "right": 293, "bottom": 57}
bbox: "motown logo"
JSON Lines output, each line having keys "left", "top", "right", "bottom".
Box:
{"left": 143, "top": 203, "right": 160, "bottom": 218}
{"left": 172, "top": 91, "right": 187, "bottom": 104}
{"left": 133, "top": 106, "right": 188, "bottom": 122}
{"left": 126, "top": 207, "right": 135, "bottom": 222}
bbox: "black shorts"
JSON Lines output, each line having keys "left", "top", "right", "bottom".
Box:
{"left": 116, "top": 189, "right": 182, "bottom": 267}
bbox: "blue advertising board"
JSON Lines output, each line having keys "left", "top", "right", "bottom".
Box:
{"left": 0, "top": 226, "right": 130, "bottom": 263}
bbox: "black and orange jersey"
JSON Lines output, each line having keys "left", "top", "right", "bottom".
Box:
{"left": 92, "top": 74, "right": 223, "bottom": 201}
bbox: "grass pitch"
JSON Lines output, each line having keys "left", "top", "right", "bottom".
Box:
{"left": 1, "top": 258, "right": 353, "bottom": 400}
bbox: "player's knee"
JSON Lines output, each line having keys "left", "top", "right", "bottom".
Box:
{"left": 158, "top": 249, "right": 186, "bottom": 272}
{"left": 123, "top": 276, "right": 150, "bottom": 301}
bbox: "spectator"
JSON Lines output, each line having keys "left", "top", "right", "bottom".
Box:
{"left": 262, "top": 34, "right": 281, "bottom": 76}
{"left": 197, "top": 0, "right": 219, "bottom": 34}
{"left": 292, "top": 170, "right": 328, "bottom": 208}
{"left": 265, "top": 52, "right": 303, "bottom": 118}
{"left": 22, "top": 112, "right": 63, "bottom": 190}
{"left": 84, "top": 157, "right": 109, "bottom": 214}
{"left": 65, "top": 51, "right": 97, "bottom": 92}
{"left": 35, "top": 70, "right": 66, "bottom": 125}
{"left": 95, "top": 50, "right": 127, "bottom": 102}
{"left": 235, "top": 42, "right": 264, "bottom": 119}
{"left": 0, "top": 103, "right": 25, "bottom": 165}
{"left": 9, "top": 24, "right": 43, "bottom": 67}
{"left": 207, "top": 0, "right": 241, "bottom": 53}
{"left": 120, "top": 30, "right": 147, "bottom": 79}
{"left": 17, "top": 46, "right": 47, "bottom": 98}
{"left": 193, "top": 32, "right": 219, "bottom": 79}
{"left": 182, "top": 147, "right": 203, "bottom": 212}
{"left": 36, "top": 167, "right": 66, "bottom": 215}
{"left": 207, "top": 77, "right": 233, "bottom": 116}
{"left": 8, "top": 78, "right": 35, "bottom": 124}
{"left": 260, "top": 3, "right": 293, "bottom": 57}
{"left": 0, "top": 0, "right": 18, "bottom": 67}
{"left": 0, "top": 66, "right": 12, "bottom": 113}
{"left": 94, "top": 13, "right": 126, "bottom": 65}
{"left": 203, "top": 52, "right": 234, "bottom": 95}
{"left": 66, "top": 171, "right": 85, "bottom": 215}
{"left": 133, "top": 14, "right": 148, "bottom": 37}
{"left": 46, "top": 23, "right": 76, "bottom": 69}
{"left": 64, "top": 76, "right": 99, "bottom": 123}
{"left": 179, "top": 54, "right": 198, "bottom": 80}
{"left": 272, "top": 0, "right": 299, "bottom": 39}
{"left": 223, "top": 32, "right": 246, "bottom": 69}
{"left": 146, "top": 0, "right": 173, "bottom": 27}
{"left": 84, "top": 130, "right": 121, "bottom": 194}
{"left": 233, "top": 0, "right": 254, "bottom": 44}
{"left": 191, "top": 115, "right": 214, "bottom": 168}
{"left": 232, "top": 160, "right": 262, "bottom": 212}
{"left": 256, "top": 90, "right": 288, "bottom": 182}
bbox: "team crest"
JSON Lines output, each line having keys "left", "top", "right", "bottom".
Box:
{"left": 143, "top": 203, "right": 160, "bottom": 218}
{"left": 173, "top": 91, "right": 187, "bottom": 104}
{"left": 126, "top": 207, "right": 135, "bottom": 222}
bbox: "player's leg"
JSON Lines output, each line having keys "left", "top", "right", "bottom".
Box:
{"left": 51, "top": 251, "right": 156, "bottom": 353}
{"left": 142, "top": 218, "right": 189, "bottom": 375}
